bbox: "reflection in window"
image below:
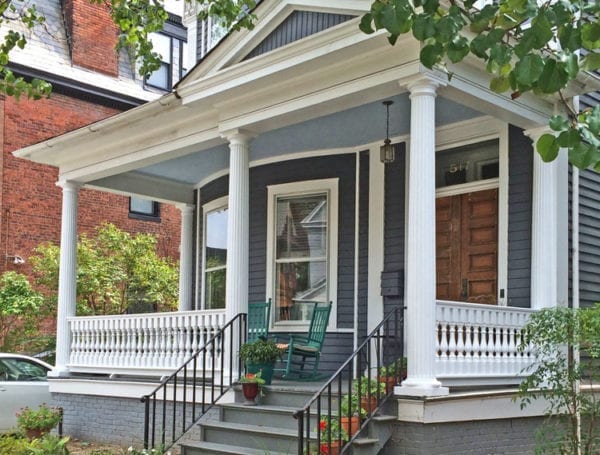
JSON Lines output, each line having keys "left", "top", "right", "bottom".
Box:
{"left": 275, "top": 194, "right": 328, "bottom": 322}
{"left": 436, "top": 139, "right": 499, "bottom": 188}
{"left": 204, "top": 207, "right": 228, "bottom": 309}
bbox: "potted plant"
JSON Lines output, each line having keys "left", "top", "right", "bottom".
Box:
{"left": 315, "top": 416, "right": 348, "bottom": 455}
{"left": 340, "top": 394, "right": 363, "bottom": 436}
{"left": 16, "top": 403, "right": 62, "bottom": 440}
{"left": 378, "top": 357, "right": 407, "bottom": 390}
{"left": 353, "top": 377, "right": 386, "bottom": 414}
{"left": 239, "top": 336, "right": 282, "bottom": 385}
{"left": 238, "top": 371, "right": 266, "bottom": 405}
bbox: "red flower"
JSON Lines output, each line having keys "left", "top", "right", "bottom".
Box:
{"left": 319, "top": 420, "right": 327, "bottom": 431}
{"left": 319, "top": 444, "right": 330, "bottom": 454}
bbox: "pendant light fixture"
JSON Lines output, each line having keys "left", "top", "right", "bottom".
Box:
{"left": 380, "top": 100, "right": 395, "bottom": 163}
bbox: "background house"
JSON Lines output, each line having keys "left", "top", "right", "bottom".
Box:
{"left": 0, "top": 0, "right": 186, "bottom": 291}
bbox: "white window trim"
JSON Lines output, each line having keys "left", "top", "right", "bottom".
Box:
{"left": 200, "top": 196, "right": 228, "bottom": 310}
{"left": 266, "top": 178, "right": 339, "bottom": 332}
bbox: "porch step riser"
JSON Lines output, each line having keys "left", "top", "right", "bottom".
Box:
{"left": 201, "top": 426, "right": 297, "bottom": 453}
{"left": 233, "top": 388, "right": 336, "bottom": 408}
{"left": 221, "top": 407, "right": 298, "bottom": 430}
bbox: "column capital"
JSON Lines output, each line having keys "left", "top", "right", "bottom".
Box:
{"left": 402, "top": 73, "right": 446, "bottom": 97}
{"left": 175, "top": 203, "right": 195, "bottom": 214}
{"left": 524, "top": 125, "right": 552, "bottom": 143}
{"left": 56, "top": 180, "right": 82, "bottom": 192}
{"left": 221, "top": 128, "right": 256, "bottom": 145}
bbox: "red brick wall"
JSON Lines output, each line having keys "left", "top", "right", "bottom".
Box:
{"left": 63, "top": 0, "right": 119, "bottom": 76}
{"left": 1, "top": 93, "right": 181, "bottom": 279}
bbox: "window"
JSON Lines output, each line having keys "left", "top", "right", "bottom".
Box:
{"left": 129, "top": 197, "right": 160, "bottom": 220}
{"left": 145, "top": 31, "right": 187, "bottom": 91}
{"left": 267, "top": 179, "right": 338, "bottom": 327}
{"left": 202, "top": 198, "right": 228, "bottom": 309}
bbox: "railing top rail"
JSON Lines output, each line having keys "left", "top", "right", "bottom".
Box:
{"left": 68, "top": 309, "right": 227, "bottom": 322}
{"left": 436, "top": 300, "right": 537, "bottom": 315}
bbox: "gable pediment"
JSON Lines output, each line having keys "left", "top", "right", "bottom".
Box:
{"left": 242, "top": 10, "right": 356, "bottom": 61}
{"left": 178, "top": 0, "right": 368, "bottom": 85}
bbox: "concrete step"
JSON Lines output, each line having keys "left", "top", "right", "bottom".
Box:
{"left": 181, "top": 440, "right": 290, "bottom": 455}
{"left": 199, "top": 420, "right": 300, "bottom": 453}
{"left": 219, "top": 403, "right": 299, "bottom": 430}
{"left": 232, "top": 384, "right": 340, "bottom": 409}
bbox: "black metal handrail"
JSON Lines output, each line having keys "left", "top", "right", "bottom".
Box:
{"left": 141, "top": 313, "right": 246, "bottom": 450}
{"left": 293, "top": 305, "right": 405, "bottom": 455}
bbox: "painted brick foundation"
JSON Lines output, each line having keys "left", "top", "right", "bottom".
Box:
{"left": 385, "top": 417, "right": 544, "bottom": 455}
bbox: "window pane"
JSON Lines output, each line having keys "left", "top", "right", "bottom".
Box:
{"left": 275, "top": 261, "right": 326, "bottom": 322}
{"left": 130, "top": 197, "right": 157, "bottom": 216}
{"left": 206, "top": 208, "right": 228, "bottom": 267}
{"left": 205, "top": 269, "right": 226, "bottom": 309}
{"left": 276, "top": 195, "right": 327, "bottom": 259}
{"left": 149, "top": 33, "right": 171, "bottom": 63}
{"left": 146, "top": 62, "right": 170, "bottom": 90}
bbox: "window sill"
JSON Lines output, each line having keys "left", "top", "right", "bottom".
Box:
{"left": 128, "top": 213, "right": 161, "bottom": 223}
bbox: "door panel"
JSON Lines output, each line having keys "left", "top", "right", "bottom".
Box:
{"left": 436, "top": 189, "right": 498, "bottom": 304}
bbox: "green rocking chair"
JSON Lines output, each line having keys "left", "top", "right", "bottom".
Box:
{"left": 276, "top": 302, "right": 332, "bottom": 380}
{"left": 247, "top": 299, "right": 271, "bottom": 343}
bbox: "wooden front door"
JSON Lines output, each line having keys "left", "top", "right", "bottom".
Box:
{"left": 436, "top": 188, "right": 498, "bottom": 304}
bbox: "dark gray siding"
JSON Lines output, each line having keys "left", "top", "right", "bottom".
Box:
{"left": 507, "top": 125, "right": 533, "bottom": 308}
{"left": 577, "top": 169, "right": 600, "bottom": 308}
{"left": 358, "top": 151, "right": 370, "bottom": 340}
{"left": 199, "top": 154, "right": 359, "bottom": 375}
{"left": 244, "top": 11, "right": 355, "bottom": 60}
{"left": 383, "top": 143, "right": 406, "bottom": 314}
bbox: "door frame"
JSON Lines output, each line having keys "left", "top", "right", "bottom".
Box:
{"left": 432, "top": 119, "right": 508, "bottom": 306}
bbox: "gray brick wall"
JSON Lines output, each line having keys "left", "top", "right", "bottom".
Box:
{"left": 385, "top": 417, "right": 544, "bottom": 455}
{"left": 53, "top": 392, "right": 209, "bottom": 448}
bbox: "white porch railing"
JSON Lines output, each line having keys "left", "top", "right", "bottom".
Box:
{"left": 436, "top": 300, "right": 535, "bottom": 386}
{"left": 67, "top": 310, "right": 227, "bottom": 376}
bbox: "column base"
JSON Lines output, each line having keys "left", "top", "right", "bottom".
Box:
{"left": 395, "top": 379, "right": 449, "bottom": 397}
{"left": 48, "top": 366, "right": 71, "bottom": 378}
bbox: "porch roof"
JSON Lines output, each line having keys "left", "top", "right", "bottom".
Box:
{"left": 14, "top": 0, "right": 593, "bottom": 203}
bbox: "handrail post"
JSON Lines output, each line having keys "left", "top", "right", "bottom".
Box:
{"left": 295, "top": 409, "right": 305, "bottom": 455}
{"left": 142, "top": 396, "right": 149, "bottom": 449}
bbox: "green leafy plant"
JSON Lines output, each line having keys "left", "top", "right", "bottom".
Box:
{"left": 239, "top": 337, "right": 282, "bottom": 364}
{"left": 126, "top": 445, "right": 171, "bottom": 455}
{"left": 341, "top": 393, "right": 366, "bottom": 419}
{"left": 28, "top": 434, "right": 70, "bottom": 454}
{"left": 16, "top": 403, "right": 62, "bottom": 432}
{"left": 317, "top": 415, "right": 349, "bottom": 450}
{"left": 353, "top": 376, "right": 386, "bottom": 398}
{"left": 360, "top": 0, "right": 600, "bottom": 172}
{"left": 379, "top": 357, "right": 407, "bottom": 378}
{"left": 31, "top": 223, "right": 179, "bottom": 316}
{"left": 518, "top": 304, "right": 600, "bottom": 454}
{"left": 238, "top": 371, "right": 266, "bottom": 385}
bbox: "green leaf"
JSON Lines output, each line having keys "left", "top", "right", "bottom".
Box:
{"left": 446, "top": 36, "right": 469, "bottom": 63}
{"left": 569, "top": 142, "right": 594, "bottom": 169}
{"left": 412, "top": 14, "right": 436, "bottom": 41}
{"left": 490, "top": 76, "right": 510, "bottom": 93}
{"left": 581, "top": 52, "right": 600, "bottom": 72}
{"left": 537, "top": 134, "right": 559, "bottom": 162}
{"left": 420, "top": 42, "right": 444, "bottom": 68}
{"left": 558, "top": 25, "right": 581, "bottom": 52}
{"left": 530, "top": 13, "right": 554, "bottom": 48}
{"left": 556, "top": 129, "right": 580, "bottom": 148}
{"left": 514, "top": 28, "right": 537, "bottom": 58}
{"left": 549, "top": 115, "right": 569, "bottom": 132}
{"left": 359, "top": 13, "right": 375, "bottom": 34}
{"left": 514, "top": 54, "right": 544, "bottom": 86}
{"left": 381, "top": 5, "right": 401, "bottom": 36}
{"left": 537, "top": 59, "right": 568, "bottom": 93}
{"left": 582, "top": 22, "right": 600, "bottom": 49}
{"left": 563, "top": 52, "right": 579, "bottom": 79}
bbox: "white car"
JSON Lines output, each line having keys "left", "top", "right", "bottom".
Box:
{"left": 0, "top": 353, "right": 53, "bottom": 433}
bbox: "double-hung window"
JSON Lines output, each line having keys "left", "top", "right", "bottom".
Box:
{"left": 267, "top": 179, "right": 338, "bottom": 327}
{"left": 202, "top": 197, "right": 228, "bottom": 309}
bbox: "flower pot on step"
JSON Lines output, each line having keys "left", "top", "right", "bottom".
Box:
{"left": 241, "top": 382, "right": 259, "bottom": 405}
{"left": 340, "top": 416, "right": 360, "bottom": 436}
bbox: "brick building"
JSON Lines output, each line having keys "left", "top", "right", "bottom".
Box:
{"left": 0, "top": 0, "right": 185, "bottom": 279}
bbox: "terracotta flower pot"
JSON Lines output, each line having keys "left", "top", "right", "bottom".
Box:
{"left": 360, "top": 395, "right": 378, "bottom": 415}
{"left": 25, "top": 428, "right": 48, "bottom": 440}
{"left": 340, "top": 416, "right": 360, "bottom": 436}
{"left": 318, "top": 441, "right": 341, "bottom": 455}
{"left": 241, "top": 382, "right": 259, "bottom": 405}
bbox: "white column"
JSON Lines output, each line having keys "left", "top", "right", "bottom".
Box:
{"left": 177, "top": 203, "right": 195, "bottom": 311}
{"left": 526, "top": 127, "right": 566, "bottom": 309}
{"left": 51, "top": 181, "right": 80, "bottom": 377}
{"left": 396, "top": 76, "right": 448, "bottom": 397}
{"left": 224, "top": 130, "right": 252, "bottom": 322}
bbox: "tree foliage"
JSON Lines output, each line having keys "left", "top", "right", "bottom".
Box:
{"left": 518, "top": 305, "right": 600, "bottom": 454}
{"left": 0, "top": 271, "right": 45, "bottom": 351}
{"left": 361, "top": 0, "right": 600, "bottom": 171}
{"left": 30, "top": 223, "right": 179, "bottom": 316}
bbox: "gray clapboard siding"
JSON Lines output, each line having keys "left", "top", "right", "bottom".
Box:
{"left": 383, "top": 143, "right": 406, "bottom": 314}
{"left": 507, "top": 125, "right": 533, "bottom": 308}
{"left": 577, "top": 169, "right": 600, "bottom": 308}
{"left": 358, "top": 151, "right": 370, "bottom": 340}
{"left": 244, "top": 11, "right": 355, "bottom": 61}
{"left": 198, "top": 154, "right": 359, "bottom": 375}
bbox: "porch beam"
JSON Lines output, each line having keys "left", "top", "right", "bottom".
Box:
{"left": 51, "top": 180, "right": 81, "bottom": 377}
{"left": 177, "top": 203, "right": 195, "bottom": 311}
{"left": 396, "top": 75, "right": 449, "bottom": 397}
